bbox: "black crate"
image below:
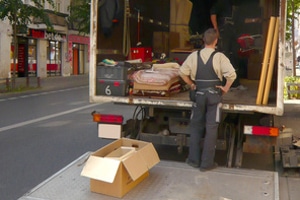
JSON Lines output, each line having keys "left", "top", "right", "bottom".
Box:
{"left": 96, "top": 62, "right": 128, "bottom": 80}
{"left": 96, "top": 79, "right": 129, "bottom": 96}
{"left": 281, "top": 146, "right": 300, "bottom": 168}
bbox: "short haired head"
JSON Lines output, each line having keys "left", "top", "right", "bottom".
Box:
{"left": 203, "top": 28, "right": 218, "bottom": 45}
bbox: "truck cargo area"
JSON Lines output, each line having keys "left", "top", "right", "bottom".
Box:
{"left": 89, "top": 0, "right": 285, "bottom": 116}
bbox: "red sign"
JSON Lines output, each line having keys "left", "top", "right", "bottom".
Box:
{"left": 18, "top": 44, "right": 26, "bottom": 72}
{"left": 29, "top": 29, "right": 66, "bottom": 42}
{"left": 67, "top": 41, "right": 73, "bottom": 62}
{"left": 29, "top": 29, "right": 45, "bottom": 38}
{"left": 68, "top": 35, "right": 90, "bottom": 44}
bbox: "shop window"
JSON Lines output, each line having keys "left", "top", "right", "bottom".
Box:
{"left": 47, "top": 40, "right": 61, "bottom": 76}
{"left": 28, "top": 39, "right": 37, "bottom": 76}
{"left": 79, "top": 44, "right": 85, "bottom": 74}
{"left": 72, "top": 43, "right": 85, "bottom": 75}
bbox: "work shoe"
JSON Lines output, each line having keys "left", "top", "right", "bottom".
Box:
{"left": 200, "top": 163, "right": 218, "bottom": 172}
{"left": 230, "top": 85, "right": 247, "bottom": 91}
{"left": 186, "top": 159, "right": 200, "bottom": 168}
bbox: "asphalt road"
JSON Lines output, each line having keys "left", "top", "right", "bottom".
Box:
{"left": 0, "top": 85, "right": 135, "bottom": 200}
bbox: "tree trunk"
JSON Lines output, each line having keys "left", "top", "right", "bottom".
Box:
{"left": 12, "top": 21, "right": 18, "bottom": 89}
{"left": 292, "top": 1, "right": 296, "bottom": 76}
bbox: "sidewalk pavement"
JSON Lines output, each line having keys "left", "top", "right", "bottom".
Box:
{"left": 0, "top": 74, "right": 89, "bottom": 97}
{"left": 275, "top": 101, "right": 300, "bottom": 137}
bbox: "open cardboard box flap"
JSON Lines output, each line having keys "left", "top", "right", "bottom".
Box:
{"left": 80, "top": 156, "right": 121, "bottom": 183}
{"left": 138, "top": 143, "right": 160, "bottom": 169}
{"left": 122, "top": 151, "right": 149, "bottom": 181}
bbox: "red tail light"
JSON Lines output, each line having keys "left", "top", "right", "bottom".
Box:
{"left": 244, "top": 125, "right": 279, "bottom": 137}
{"left": 92, "top": 112, "right": 123, "bottom": 124}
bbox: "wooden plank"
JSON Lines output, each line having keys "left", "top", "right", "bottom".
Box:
{"left": 263, "top": 17, "right": 279, "bottom": 105}
{"left": 256, "top": 17, "right": 276, "bottom": 105}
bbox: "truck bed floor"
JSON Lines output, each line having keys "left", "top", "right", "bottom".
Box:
{"left": 19, "top": 152, "right": 281, "bottom": 200}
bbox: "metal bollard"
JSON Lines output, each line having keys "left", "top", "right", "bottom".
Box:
{"left": 37, "top": 77, "right": 41, "bottom": 88}
{"left": 6, "top": 78, "right": 10, "bottom": 90}
{"left": 26, "top": 77, "right": 29, "bottom": 87}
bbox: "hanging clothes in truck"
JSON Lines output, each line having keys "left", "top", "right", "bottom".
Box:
{"left": 99, "top": 0, "right": 122, "bottom": 37}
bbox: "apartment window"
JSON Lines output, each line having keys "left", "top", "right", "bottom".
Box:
{"left": 23, "top": 0, "right": 44, "bottom": 8}
{"left": 40, "top": 0, "right": 45, "bottom": 8}
{"left": 56, "top": 0, "right": 61, "bottom": 12}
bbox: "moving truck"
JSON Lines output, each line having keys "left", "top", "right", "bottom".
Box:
{"left": 89, "top": 0, "right": 287, "bottom": 168}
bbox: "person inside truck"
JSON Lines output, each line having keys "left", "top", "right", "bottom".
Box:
{"left": 189, "top": 0, "right": 214, "bottom": 35}
{"left": 179, "top": 28, "right": 236, "bottom": 171}
{"left": 233, "top": 0, "right": 262, "bottom": 78}
{"left": 188, "top": 0, "right": 215, "bottom": 49}
{"left": 210, "top": 0, "right": 246, "bottom": 90}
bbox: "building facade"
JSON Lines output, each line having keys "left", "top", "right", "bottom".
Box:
{"left": 0, "top": 0, "right": 90, "bottom": 78}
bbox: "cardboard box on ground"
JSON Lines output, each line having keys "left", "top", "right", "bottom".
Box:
{"left": 81, "top": 138, "right": 160, "bottom": 198}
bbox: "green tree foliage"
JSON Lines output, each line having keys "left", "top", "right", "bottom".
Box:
{"left": 0, "top": 0, "right": 55, "bottom": 88}
{"left": 286, "top": 0, "right": 300, "bottom": 40}
{"left": 286, "top": 0, "right": 300, "bottom": 76}
{"left": 68, "top": 0, "right": 90, "bottom": 35}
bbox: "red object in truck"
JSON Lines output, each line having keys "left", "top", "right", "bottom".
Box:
{"left": 130, "top": 47, "right": 152, "bottom": 62}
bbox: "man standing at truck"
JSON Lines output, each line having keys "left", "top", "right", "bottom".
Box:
{"left": 179, "top": 28, "right": 236, "bottom": 171}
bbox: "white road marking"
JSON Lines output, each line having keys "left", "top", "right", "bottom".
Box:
{"left": 0, "top": 86, "right": 87, "bottom": 102}
{"left": 0, "top": 103, "right": 100, "bottom": 133}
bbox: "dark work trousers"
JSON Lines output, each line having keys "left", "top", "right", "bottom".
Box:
{"left": 219, "top": 23, "right": 240, "bottom": 87}
{"left": 188, "top": 91, "right": 221, "bottom": 168}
